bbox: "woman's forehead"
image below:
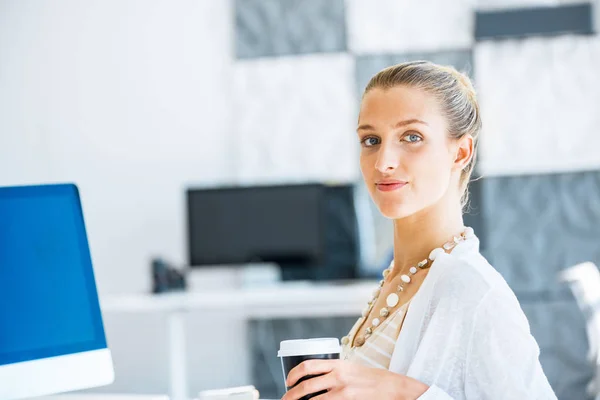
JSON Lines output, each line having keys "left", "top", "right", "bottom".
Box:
{"left": 358, "top": 86, "right": 445, "bottom": 128}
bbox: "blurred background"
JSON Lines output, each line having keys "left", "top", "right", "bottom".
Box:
{"left": 1, "top": 0, "right": 600, "bottom": 399}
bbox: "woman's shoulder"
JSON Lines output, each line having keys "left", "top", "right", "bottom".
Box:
{"left": 431, "top": 244, "right": 519, "bottom": 313}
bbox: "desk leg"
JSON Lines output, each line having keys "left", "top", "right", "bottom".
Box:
{"left": 168, "top": 310, "right": 188, "bottom": 400}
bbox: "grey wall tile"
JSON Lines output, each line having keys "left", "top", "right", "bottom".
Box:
{"left": 483, "top": 170, "right": 600, "bottom": 295}
{"left": 235, "top": 0, "right": 347, "bottom": 59}
{"left": 521, "top": 299, "right": 594, "bottom": 400}
{"left": 475, "top": 3, "right": 594, "bottom": 41}
{"left": 249, "top": 316, "right": 357, "bottom": 399}
{"left": 355, "top": 50, "right": 473, "bottom": 97}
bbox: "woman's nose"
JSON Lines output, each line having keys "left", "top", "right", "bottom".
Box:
{"left": 374, "top": 144, "right": 399, "bottom": 173}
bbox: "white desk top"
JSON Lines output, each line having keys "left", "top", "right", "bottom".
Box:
{"left": 101, "top": 280, "right": 377, "bottom": 319}
{"left": 32, "top": 395, "right": 169, "bottom": 400}
{"left": 35, "top": 396, "right": 278, "bottom": 400}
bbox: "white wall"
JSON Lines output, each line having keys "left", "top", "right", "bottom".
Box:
{"left": 0, "top": 0, "right": 235, "bottom": 295}
{"left": 0, "top": 0, "right": 248, "bottom": 395}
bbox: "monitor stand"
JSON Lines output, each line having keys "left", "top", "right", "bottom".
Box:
{"left": 187, "top": 263, "right": 281, "bottom": 292}
{"left": 238, "top": 262, "right": 281, "bottom": 287}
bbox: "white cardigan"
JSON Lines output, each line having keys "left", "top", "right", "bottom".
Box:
{"left": 388, "top": 235, "right": 558, "bottom": 399}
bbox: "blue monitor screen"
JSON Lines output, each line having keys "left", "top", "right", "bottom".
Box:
{"left": 0, "top": 184, "right": 106, "bottom": 366}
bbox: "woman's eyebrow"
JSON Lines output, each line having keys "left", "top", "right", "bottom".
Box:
{"left": 357, "top": 119, "right": 429, "bottom": 132}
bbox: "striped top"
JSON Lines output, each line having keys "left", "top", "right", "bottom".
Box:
{"left": 341, "top": 300, "right": 411, "bottom": 369}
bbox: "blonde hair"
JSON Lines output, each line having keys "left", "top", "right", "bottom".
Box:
{"left": 363, "top": 61, "right": 481, "bottom": 209}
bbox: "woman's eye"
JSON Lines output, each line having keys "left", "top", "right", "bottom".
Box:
{"left": 405, "top": 134, "right": 422, "bottom": 143}
{"left": 361, "top": 137, "right": 380, "bottom": 147}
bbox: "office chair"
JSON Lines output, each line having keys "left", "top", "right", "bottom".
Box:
{"left": 559, "top": 262, "right": 600, "bottom": 400}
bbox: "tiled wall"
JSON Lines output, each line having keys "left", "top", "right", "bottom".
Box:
{"left": 233, "top": 1, "right": 600, "bottom": 398}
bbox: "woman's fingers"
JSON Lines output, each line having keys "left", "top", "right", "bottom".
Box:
{"left": 285, "top": 359, "right": 338, "bottom": 387}
{"left": 282, "top": 371, "right": 338, "bottom": 400}
{"left": 310, "top": 387, "right": 346, "bottom": 400}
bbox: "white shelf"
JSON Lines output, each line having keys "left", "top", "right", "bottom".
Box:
{"left": 101, "top": 280, "right": 376, "bottom": 319}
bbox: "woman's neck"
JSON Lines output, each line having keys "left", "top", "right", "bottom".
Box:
{"left": 390, "top": 192, "right": 465, "bottom": 278}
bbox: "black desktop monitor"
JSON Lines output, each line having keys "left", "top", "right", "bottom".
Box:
{"left": 186, "top": 183, "right": 360, "bottom": 281}
{"left": 187, "top": 183, "right": 325, "bottom": 267}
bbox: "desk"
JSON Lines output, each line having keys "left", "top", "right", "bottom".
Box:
{"left": 34, "top": 395, "right": 276, "bottom": 400}
{"left": 32, "top": 395, "right": 169, "bottom": 400}
{"left": 101, "top": 280, "right": 375, "bottom": 400}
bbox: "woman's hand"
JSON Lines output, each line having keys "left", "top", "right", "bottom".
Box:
{"left": 281, "top": 359, "right": 429, "bottom": 400}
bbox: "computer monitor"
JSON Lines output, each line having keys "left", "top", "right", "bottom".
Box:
{"left": 187, "top": 183, "right": 325, "bottom": 267}
{"left": 0, "top": 184, "right": 114, "bottom": 400}
{"left": 187, "top": 183, "right": 360, "bottom": 281}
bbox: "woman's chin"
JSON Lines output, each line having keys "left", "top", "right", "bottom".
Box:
{"left": 377, "top": 203, "right": 414, "bottom": 220}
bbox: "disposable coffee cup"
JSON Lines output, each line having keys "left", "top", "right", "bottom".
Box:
{"left": 278, "top": 338, "right": 341, "bottom": 400}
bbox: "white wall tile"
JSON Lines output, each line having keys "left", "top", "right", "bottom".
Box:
{"left": 475, "top": 35, "right": 600, "bottom": 176}
{"left": 346, "top": 0, "right": 475, "bottom": 55}
{"left": 233, "top": 54, "right": 359, "bottom": 184}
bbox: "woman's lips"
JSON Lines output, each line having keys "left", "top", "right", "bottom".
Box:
{"left": 376, "top": 182, "right": 407, "bottom": 192}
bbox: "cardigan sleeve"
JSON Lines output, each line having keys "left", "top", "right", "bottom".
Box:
{"left": 416, "top": 384, "right": 455, "bottom": 399}
{"left": 463, "top": 289, "right": 557, "bottom": 400}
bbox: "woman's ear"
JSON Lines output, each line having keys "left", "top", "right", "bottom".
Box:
{"left": 454, "top": 134, "right": 474, "bottom": 171}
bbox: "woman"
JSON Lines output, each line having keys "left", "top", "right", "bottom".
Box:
{"left": 281, "top": 61, "right": 557, "bottom": 399}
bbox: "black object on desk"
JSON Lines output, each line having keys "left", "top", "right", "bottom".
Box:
{"left": 151, "top": 257, "right": 187, "bottom": 293}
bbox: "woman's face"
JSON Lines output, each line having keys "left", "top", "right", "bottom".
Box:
{"left": 358, "top": 85, "right": 464, "bottom": 220}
